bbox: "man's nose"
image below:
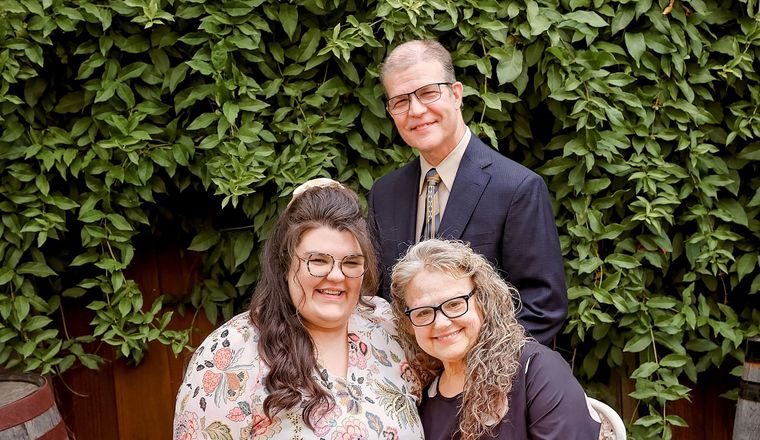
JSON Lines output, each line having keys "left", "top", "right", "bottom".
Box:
{"left": 407, "top": 94, "right": 427, "bottom": 116}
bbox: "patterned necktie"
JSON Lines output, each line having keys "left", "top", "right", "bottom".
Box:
{"left": 420, "top": 168, "right": 441, "bottom": 241}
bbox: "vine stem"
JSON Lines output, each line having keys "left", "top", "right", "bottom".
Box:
{"left": 53, "top": 366, "right": 88, "bottom": 398}
{"left": 189, "top": 304, "right": 202, "bottom": 347}
{"left": 59, "top": 302, "right": 70, "bottom": 340}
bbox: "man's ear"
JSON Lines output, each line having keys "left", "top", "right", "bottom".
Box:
{"left": 451, "top": 81, "right": 464, "bottom": 107}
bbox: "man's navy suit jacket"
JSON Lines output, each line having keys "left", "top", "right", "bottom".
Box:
{"left": 368, "top": 135, "right": 568, "bottom": 345}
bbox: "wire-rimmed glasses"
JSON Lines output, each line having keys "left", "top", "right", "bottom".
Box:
{"left": 404, "top": 289, "right": 475, "bottom": 327}
{"left": 386, "top": 82, "right": 452, "bottom": 115}
{"left": 297, "top": 253, "right": 367, "bottom": 278}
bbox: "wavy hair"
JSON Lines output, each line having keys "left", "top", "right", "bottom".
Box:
{"left": 249, "top": 184, "right": 379, "bottom": 429}
{"left": 379, "top": 39, "right": 457, "bottom": 88}
{"left": 390, "top": 239, "right": 527, "bottom": 440}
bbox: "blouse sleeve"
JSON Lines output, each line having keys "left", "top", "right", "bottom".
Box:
{"left": 368, "top": 296, "right": 399, "bottom": 329}
{"left": 357, "top": 296, "right": 424, "bottom": 404}
{"left": 173, "top": 313, "right": 263, "bottom": 440}
{"left": 524, "top": 345, "right": 601, "bottom": 439}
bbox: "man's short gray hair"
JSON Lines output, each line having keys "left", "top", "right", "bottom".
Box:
{"left": 379, "top": 39, "right": 456, "bottom": 91}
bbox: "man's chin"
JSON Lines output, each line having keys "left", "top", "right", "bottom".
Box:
{"left": 406, "top": 136, "right": 441, "bottom": 153}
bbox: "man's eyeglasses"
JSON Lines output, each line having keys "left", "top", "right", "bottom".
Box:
{"left": 297, "top": 253, "right": 367, "bottom": 278}
{"left": 386, "top": 82, "right": 452, "bottom": 115}
{"left": 404, "top": 289, "right": 475, "bottom": 327}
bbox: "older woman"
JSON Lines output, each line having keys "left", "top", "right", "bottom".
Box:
{"left": 391, "top": 239, "right": 600, "bottom": 440}
{"left": 173, "top": 180, "right": 424, "bottom": 439}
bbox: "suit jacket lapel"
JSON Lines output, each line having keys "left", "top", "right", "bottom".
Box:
{"left": 439, "top": 137, "right": 491, "bottom": 239}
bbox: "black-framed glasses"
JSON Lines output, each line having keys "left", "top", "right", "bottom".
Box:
{"left": 386, "top": 82, "right": 452, "bottom": 115}
{"left": 404, "top": 289, "right": 475, "bottom": 327}
{"left": 297, "top": 253, "right": 367, "bottom": 278}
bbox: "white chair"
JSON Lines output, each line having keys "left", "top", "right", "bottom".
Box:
{"left": 587, "top": 396, "right": 627, "bottom": 440}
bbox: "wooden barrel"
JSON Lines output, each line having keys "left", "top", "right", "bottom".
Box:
{"left": 733, "top": 337, "right": 760, "bottom": 440}
{"left": 0, "top": 373, "right": 68, "bottom": 440}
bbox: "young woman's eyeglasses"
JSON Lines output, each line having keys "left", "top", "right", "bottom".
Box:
{"left": 404, "top": 289, "right": 475, "bottom": 327}
{"left": 386, "top": 82, "right": 452, "bottom": 115}
{"left": 297, "top": 253, "right": 366, "bottom": 278}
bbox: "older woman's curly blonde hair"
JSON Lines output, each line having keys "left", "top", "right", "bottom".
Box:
{"left": 390, "top": 239, "right": 528, "bottom": 440}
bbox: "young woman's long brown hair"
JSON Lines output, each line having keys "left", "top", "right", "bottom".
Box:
{"left": 249, "top": 184, "right": 379, "bottom": 428}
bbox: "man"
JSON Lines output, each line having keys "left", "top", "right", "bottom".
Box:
{"left": 368, "top": 40, "right": 567, "bottom": 345}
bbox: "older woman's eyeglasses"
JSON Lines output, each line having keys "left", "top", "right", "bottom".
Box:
{"left": 404, "top": 289, "right": 475, "bottom": 327}
{"left": 386, "top": 83, "right": 452, "bottom": 115}
{"left": 297, "top": 253, "right": 366, "bottom": 278}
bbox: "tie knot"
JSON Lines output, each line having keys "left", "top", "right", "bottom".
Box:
{"left": 425, "top": 168, "right": 441, "bottom": 184}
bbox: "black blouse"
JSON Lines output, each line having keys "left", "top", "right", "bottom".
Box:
{"left": 420, "top": 341, "right": 601, "bottom": 439}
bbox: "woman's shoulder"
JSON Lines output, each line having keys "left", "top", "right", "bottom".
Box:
{"left": 175, "top": 312, "right": 269, "bottom": 439}
{"left": 348, "top": 296, "right": 401, "bottom": 353}
{"left": 206, "top": 311, "right": 257, "bottom": 342}
{"left": 520, "top": 341, "right": 578, "bottom": 385}
{"left": 362, "top": 295, "right": 393, "bottom": 313}
{"left": 352, "top": 295, "right": 396, "bottom": 331}
{"left": 188, "top": 312, "right": 260, "bottom": 366}
{"left": 521, "top": 340, "right": 565, "bottom": 359}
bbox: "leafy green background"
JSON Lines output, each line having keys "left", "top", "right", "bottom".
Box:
{"left": 1, "top": 0, "right": 758, "bottom": 438}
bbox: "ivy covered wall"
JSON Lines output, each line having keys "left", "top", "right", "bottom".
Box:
{"left": 0, "top": 0, "right": 758, "bottom": 438}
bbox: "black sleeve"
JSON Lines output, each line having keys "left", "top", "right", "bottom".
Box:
{"left": 501, "top": 174, "right": 568, "bottom": 345}
{"left": 367, "top": 189, "right": 391, "bottom": 301}
{"left": 524, "top": 345, "right": 601, "bottom": 439}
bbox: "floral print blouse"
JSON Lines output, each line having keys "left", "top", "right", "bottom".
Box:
{"left": 173, "top": 297, "right": 424, "bottom": 440}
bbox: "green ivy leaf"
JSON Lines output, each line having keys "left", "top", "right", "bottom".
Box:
{"left": 222, "top": 102, "right": 239, "bottom": 125}
{"left": 494, "top": 45, "right": 522, "bottom": 84}
{"left": 23, "top": 316, "right": 53, "bottom": 332}
{"left": 564, "top": 11, "right": 608, "bottom": 27}
{"left": 189, "top": 230, "right": 221, "bottom": 252}
{"left": 187, "top": 112, "right": 218, "bottom": 130}
{"left": 16, "top": 262, "right": 57, "bottom": 277}
{"left": 750, "top": 274, "right": 760, "bottom": 295}
{"left": 526, "top": 2, "right": 552, "bottom": 35}
{"left": 715, "top": 199, "right": 748, "bottom": 226}
{"left": 631, "top": 361, "right": 659, "bottom": 378}
{"left": 647, "top": 297, "right": 678, "bottom": 309}
{"left": 625, "top": 32, "right": 646, "bottom": 64}
{"left": 356, "top": 167, "right": 373, "bottom": 190}
{"left": 62, "top": 287, "right": 87, "bottom": 298}
{"left": 611, "top": 6, "right": 634, "bottom": 34}
{"left": 0, "top": 267, "right": 14, "bottom": 285}
{"left": 54, "top": 92, "right": 86, "bottom": 113}
{"left": 660, "top": 354, "right": 689, "bottom": 368}
{"left": 232, "top": 233, "right": 254, "bottom": 268}
{"left": 605, "top": 253, "right": 640, "bottom": 269}
{"left": 624, "top": 333, "right": 651, "bottom": 352}
{"left": 685, "top": 338, "right": 718, "bottom": 352}
{"left": 279, "top": 4, "right": 298, "bottom": 41}
{"left": 107, "top": 214, "right": 134, "bottom": 231}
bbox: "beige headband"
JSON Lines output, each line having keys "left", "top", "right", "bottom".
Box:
{"left": 288, "top": 178, "right": 344, "bottom": 207}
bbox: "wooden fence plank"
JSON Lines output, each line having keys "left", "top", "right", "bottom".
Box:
{"left": 671, "top": 369, "right": 736, "bottom": 440}
{"left": 57, "top": 344, "right": 119, "bottom": 440}
{"left": 112, "top": 246, "right": 212, "bottom": 440}
{"left": 113, "top": 341, "right": 176, "bottom": 440}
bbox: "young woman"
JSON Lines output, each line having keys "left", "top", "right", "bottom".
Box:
{"left": 174, "top": 180, "right": 424, "bottom": 439}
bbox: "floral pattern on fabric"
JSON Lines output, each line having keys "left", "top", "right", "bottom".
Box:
{"left": 173, "top": 296, "right": 424, "bottom": 439}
